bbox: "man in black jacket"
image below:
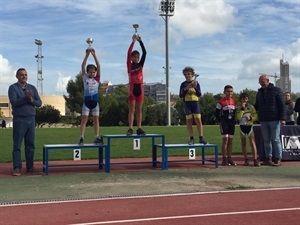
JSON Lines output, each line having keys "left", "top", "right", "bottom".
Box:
{"left": 254, "top": 74, "right": 286, "bottom": 166}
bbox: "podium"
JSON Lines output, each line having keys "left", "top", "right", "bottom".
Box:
{"left": 101, "top": 134, "right": 165, "bottom": 173}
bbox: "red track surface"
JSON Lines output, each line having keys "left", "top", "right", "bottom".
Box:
{"left": 1, "top": 188, "right": 299, "bottom": 225}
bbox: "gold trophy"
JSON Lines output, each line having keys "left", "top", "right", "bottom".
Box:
{"left": 86, "top": 38, "right": 94, "bottom": 49}
{"left": 133, "top": 24, "right": 139, "bottom": 38}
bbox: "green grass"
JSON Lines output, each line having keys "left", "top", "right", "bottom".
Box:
{"left": 0, "top": 125, "right": 243, "bottom": 163}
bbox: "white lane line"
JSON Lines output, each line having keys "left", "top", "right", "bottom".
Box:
{"left": 69, "top": 207, "right": 300, "bottom": 225}
{"left": 1, "top": 186, "right": 299, "bottom": 207}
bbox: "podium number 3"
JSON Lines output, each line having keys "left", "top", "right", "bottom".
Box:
{"left": 133, "top": 139, "right": 141, "bottom": 150}
{"left": 189, "top": 148, "right": 196, "bottom": 160}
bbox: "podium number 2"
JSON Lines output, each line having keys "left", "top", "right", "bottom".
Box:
{"left": 189, "top": 148, "right": 196, "bottom": 160}
{"left": 74, "top": 149, "right": 81, "bottom": 160}
{"left": 133, "top": 139, "right": 140, "bottom": 150}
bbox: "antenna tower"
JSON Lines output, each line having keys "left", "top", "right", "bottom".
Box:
{"left": 34, "top": 39, "right": 44, "bottom": 95}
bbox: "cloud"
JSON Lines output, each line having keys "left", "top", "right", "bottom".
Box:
{"left": 171, "top": 0, "right": 236, "bottom": 39}
{"left": 0, "top": 55, "right": 14, "bottom": 94}
{"left": 55, "top": 72, "right": 71, "bottom": 95}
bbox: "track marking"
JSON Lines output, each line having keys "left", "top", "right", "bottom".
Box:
{"left": 69, "top": 207, "right": 300, "bottom": 225}
{"left": 1, "top": 187, "right": 299, "bottom": 207}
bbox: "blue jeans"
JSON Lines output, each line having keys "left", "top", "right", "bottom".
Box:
{"left": 12, "top": 116, "right": 36, "bottom": 170}
{"left": 260, "top": 121, "right": 282, "bottom": 159}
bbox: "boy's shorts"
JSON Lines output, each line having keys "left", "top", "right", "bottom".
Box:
{"left": 82, "top": 103, "right": 99, "bottom": 116}
{"left": 220, "top": 122, "right": 235, "bottom": 138}
{"left": 239, "top": 125, "right": 253, "bottom": 137}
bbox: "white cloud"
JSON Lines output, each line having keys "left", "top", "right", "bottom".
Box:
{"left": 55, "top": 72, "right": 71, "bottom": 95}
{"left": 0, "top": 55, "right": 15, "bottom": 94}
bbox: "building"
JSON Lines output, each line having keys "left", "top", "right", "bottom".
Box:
{"left": 276, "top": 58, "right": 291, "bottom": 93}
{"left": 0, "top": 95, "right": 66, "bottom": 118}
{"left": 103, "top": 82, "right": 167, "bottom": 103}
{"left": 144, "top": 82, "right": 166, "bottom": 103}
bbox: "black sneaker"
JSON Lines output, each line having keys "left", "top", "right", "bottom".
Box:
{"left": 221, "top": 158, "right": 229, "bottom": 166}
{"left": 244, "top": 158, "right": 249, "bottom": 166}
{"left": 94, "top": 137, "right": 104, "bottom": 145}
{"left": 78, "top": 137, "right": 84, "bottom": 145}
{"left": 136, "top": 128, "right": 146, "bottom": 135}
{"left": 199, "top": 137, "right": 207, "bottom": 145}
{"left": 254, "top": 159, "right": 260, "bottom": 167}
{"left": 188, "top": 138, "right": 194, "bottom": 145}
{"left": 126, "top": 128, "right": 133, "bottom": 136}
{"left": 228, "top": 157, "right": 237, "bottom": 166}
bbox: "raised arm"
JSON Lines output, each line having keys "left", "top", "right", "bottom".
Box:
{"left": 127, "top": 36, "right": 136, "bottom": 73}
{"left": 90, "top": 49, "right": 100, "bottom": 77}
{"left": 137, "top": 36, "right": 146, "bottom": 66}
{"left": 81, "top": 49, "right": 90, "bottom": 76}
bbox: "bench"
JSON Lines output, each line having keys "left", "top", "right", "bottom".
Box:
{"left": 155, "top": 143, "right": 219, "bottom": 170}
{"left": 43, "top": 143, "right": 108, "bottom": 175}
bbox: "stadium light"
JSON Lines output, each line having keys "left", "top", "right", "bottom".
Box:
{"left": 159, "top": 0, "right": 175, "bottom": 126}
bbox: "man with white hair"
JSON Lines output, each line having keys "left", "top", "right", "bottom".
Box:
{"left": 254, "top": 74, "right": 286, "bottom": 166}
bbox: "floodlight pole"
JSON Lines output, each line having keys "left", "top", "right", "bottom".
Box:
{"left": 159, "top": 0, "right": 175, "bottom": 126}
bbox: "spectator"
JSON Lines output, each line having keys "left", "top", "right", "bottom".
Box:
{"left": 8, "top": 68, "right": 42, "bottom": 176}
{"left": 294, "top": 97, "right": 300, "bottom": 125}
{"left": 254, "top": 74, "right": 286, "bottom": 166}
{"left": 1, "top": 120, "right": 6, "bottom": 128}
{"left": 284, "top": 91, "right": 295, "bottom": 125}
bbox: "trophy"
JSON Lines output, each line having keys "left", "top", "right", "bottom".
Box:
{"left": 133, "top": 24, "right": 139, "bottom": 37}
{"left": 86, "top": 38, "right": 94, "bottom": 49}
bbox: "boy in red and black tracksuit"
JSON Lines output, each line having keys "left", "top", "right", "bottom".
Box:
{"left": 215, "top": 85, "right": 237, "bottom": 166}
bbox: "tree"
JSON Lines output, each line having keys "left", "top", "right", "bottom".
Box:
{"left": 64, "top": 74, "right": 84, "bottom": 114}
{"left": 200, "top": 92, "right": 218, "bottom": 125}
{"left": 36, "top": 104, "right": 61, "bottom": 127}
{"left": 145, "top": 103, "right": 167, "bottom": 126}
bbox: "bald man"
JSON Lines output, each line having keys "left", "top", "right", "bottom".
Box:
{"left": 254, "top": 74, "right": 286, "bottom": 166}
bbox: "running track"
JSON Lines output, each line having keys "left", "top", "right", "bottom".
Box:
{"left": 0, "top": 187, "right": 299, "bottom": 225}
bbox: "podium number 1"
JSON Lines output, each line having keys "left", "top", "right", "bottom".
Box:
{"left": 189, "top": 148, "right": 196, "bottom": 160}
{"left": 74, "top": 149, "right": 81, "bottom": 160}
{"left": 133, "top": 139, "right": 140, "bottom": 150}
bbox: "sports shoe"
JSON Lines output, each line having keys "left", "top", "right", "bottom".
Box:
{"left": 12, "top": 168, "right": 21, "bottom": 176}
{"left": 26, "top": 167, "right": 35, "bottom": 172}
{"left": 228, "top": 157, "right": 237, "bottom": 166}
{"left": 78, "top": 137, "right": 84, "bottom": 145}
{"left": 26, "top": 167, "right": 42, "bottom": 175}
{"left": 254, "top": 159, "right": 260, "bottom": 167}
{"left": 273, "top": 158, "right": 281, "bottom": 167}
{"left": 94, "top": 137, "right": 104, "bottom": 145}
{"left": 188, "top": 138, "right": 194, "bottom": 145}
{"left": 221, "top": 157, "right": 229, "bottom": 166}
{"left": 126, "top": 128, "right": 133, "bottom": 136}
{"left": 199, "top": 137, "right": 207, "bottom": 145}
{"left": 244, "top": 158, "right": 249, "bottom": 166}
{"left": 136, "top": 128, "right": 146, "bottom": 135}
{"left": 261, "top": 157, "right": 273, "bottom": 166}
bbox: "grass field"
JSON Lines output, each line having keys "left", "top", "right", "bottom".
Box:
{"left": 0, "top": 125, "right": 244, "bottom": 163}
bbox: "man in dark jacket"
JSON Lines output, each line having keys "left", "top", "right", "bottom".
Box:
{"left": 254, "top": 74, "right": 286, "bottom": 166}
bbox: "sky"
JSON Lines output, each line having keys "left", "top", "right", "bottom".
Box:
{"left": 0, "top": 0, "right": 299, "bottom": 97}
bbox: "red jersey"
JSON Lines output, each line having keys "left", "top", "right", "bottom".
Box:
{"left": 127, "top": 41, "right": 146, "bottom": 84}
{"left": 215, "top": 97, "right": 237, "bottom": 123}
